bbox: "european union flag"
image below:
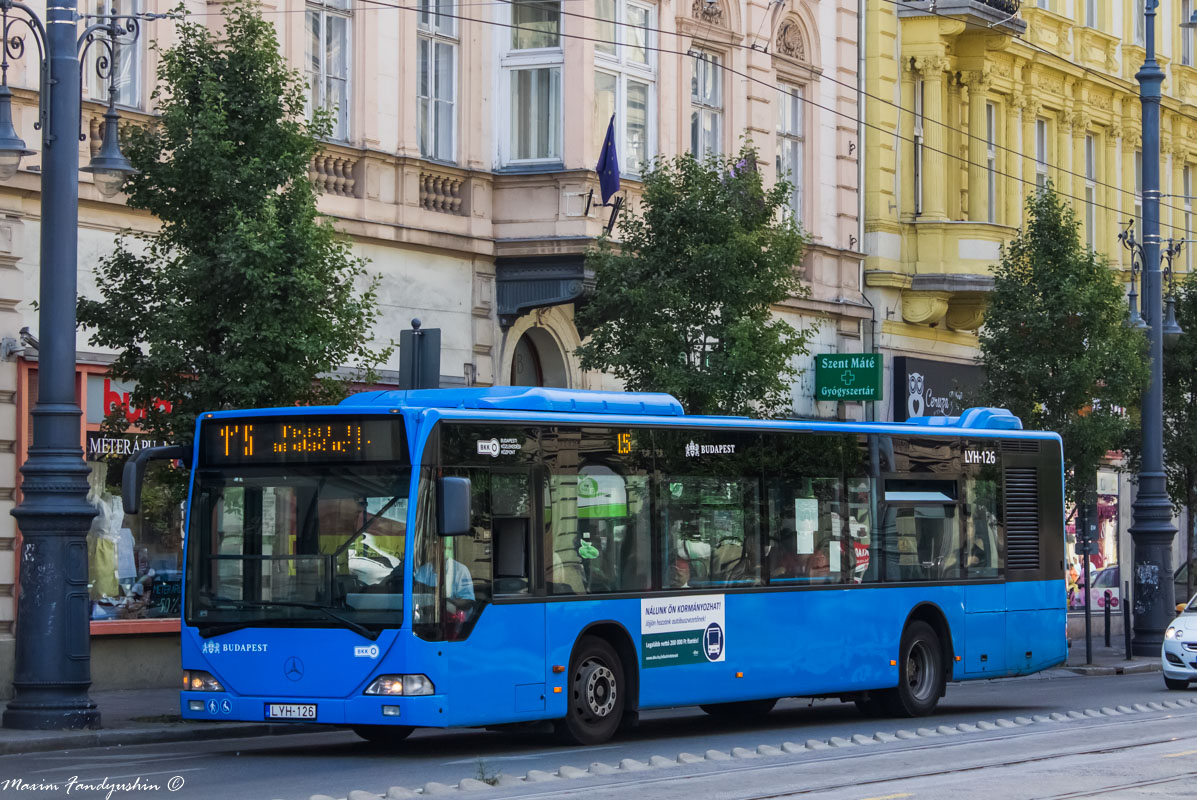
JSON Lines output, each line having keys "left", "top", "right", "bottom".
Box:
{"left": 596, "top": 114, "right": 620, "bottom": 205}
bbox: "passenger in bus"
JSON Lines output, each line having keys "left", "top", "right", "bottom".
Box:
{"left": 413, "top": 558, "right": 475, "bottom": 606}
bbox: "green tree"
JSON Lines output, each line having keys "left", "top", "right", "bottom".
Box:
{"left": 977, "top": 185, "right": 1148, "bottom": 502}
{"left": 1162, "top": 274, "right": 1197, "bottom": 597}
{"left": 77, "top": 0, "right": 388, "bottom": 452}
{"left": 575, "top": 144, "right": 814, "bottom": 417}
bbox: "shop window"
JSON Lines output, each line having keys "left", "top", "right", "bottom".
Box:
{"left": 87, "top": 455, "right": 184, "bottom": 620}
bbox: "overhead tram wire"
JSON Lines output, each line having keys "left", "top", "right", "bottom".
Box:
{"left": 350, "top": 0, "right": 1172, "bottom": 225}
{"left": 173, "top": 0, "right": 1183, "bottom": 222}
{"left": 479, "top": 0, "right": 1169, "bottom": 216}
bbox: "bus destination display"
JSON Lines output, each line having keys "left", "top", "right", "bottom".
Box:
{"left": 200, "top": 416, "right": 404, "bottom": 465}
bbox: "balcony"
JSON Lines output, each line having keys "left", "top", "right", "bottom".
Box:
{"left": 897, "top": 0, "right": 1026, "bottom": 36}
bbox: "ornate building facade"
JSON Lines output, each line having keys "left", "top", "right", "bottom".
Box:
{"left": 0, "top": 0, "right": 861, "bottom": 693}
{"left": 865, "top": 0, "right": 1197, "bottom": 422}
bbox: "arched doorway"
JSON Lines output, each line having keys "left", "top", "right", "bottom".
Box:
{"left": 510, "top": 327, "right": 569, "bottom": 387}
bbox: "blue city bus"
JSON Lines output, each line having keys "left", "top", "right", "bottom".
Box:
{"left": 126, "top": 387, "right": 1066, "bottom": 746}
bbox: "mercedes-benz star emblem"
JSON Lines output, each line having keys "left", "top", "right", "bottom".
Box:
{"left": 283, "top": 656, "right": 304, "bottom": 681}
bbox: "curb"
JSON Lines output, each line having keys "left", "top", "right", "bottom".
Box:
{"left": 0, "top": 720, "right": 322, "bottom": 756}
{"left": 1064, "top": 661, "right": 1161, "bottom": 676}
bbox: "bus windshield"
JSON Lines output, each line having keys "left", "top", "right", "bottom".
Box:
{"left": 187, "top": 417, "right": 411, "bottom": 635}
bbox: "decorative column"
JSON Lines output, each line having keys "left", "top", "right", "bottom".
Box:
{"left": 1007, "top": 94, "right": 1026, "bottom": 226}
{"left": 1072, "top": 114, "right": 1088, "bottom": 240}
{"left": 965, "top": 70, "right": 992, "bottom": 222}
{"left": 1056, "top": 113, "right": 1073, "bottom": 198}
{"left": 915, "top": 56, "right": 950, "bottom": 221}
{"left": 1104, "top": 127, "right": 1121, "bottom": 262}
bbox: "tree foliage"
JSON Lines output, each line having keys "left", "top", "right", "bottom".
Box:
{"left": 77, "top": 0, "right": 388, "bottom": 451}
{"left": 575, "top": 144, "right": 814, "bottom": 417}
{"left": 1162, "top": 274, "right": 1197, "bottom": 592}
{"left": 977, "top": 185, "right": 1148, "bottom": 502}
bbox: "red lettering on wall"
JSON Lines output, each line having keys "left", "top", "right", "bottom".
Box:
{"left": 103, "top": 378, "right": 173, "bottom": 426}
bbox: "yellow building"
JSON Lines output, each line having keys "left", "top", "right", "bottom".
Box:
{"left": 864, "top": 0, "right": 1197, "bottom": 421}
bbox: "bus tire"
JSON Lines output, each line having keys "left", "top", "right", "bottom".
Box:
{"left": 699, "top": 699, "right": 777, "bottom": 718}
{"left": 556, "top": 635, "right": 625, "bottom": 746}
{"left": 352, "top": 724, "right": 415, "bottom": 745}
{"left": 1165, "top": 676, "right": 1190, "bottom": 690}
{"left": 882, "top": 621, "right": 944, "bottom": 717}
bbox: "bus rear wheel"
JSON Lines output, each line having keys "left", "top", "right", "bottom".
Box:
{"left": 556, "top": 636, "right": 625, "bottom": 746}
{"left": 353, "top": 724, "right": 415, "bottom": 745}
{"left": 699, "top": 699, "right": 777, "bottom": 719}
{"left": 880, "top": 621, "right": 944, "bottom": 717}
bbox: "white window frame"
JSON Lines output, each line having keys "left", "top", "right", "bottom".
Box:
{"left": 776, "top": 82, "right": 805, "bottom": 224}
{"left": 1185, "top": 0, "right": 1194, "bottom": 66}
{"left": 500, "top": 0, "right": 564, "bottom": 165}
{"left": 1186, "top": 166, "right": 1194, "bottom": 272}
{"left": 1035, "top": 118, "right": 1049, "bottom": 188}
{"left": 418, "top": 0, "right": 458, "bottom": 163}
{"left": 593, "top": 0, "right": 656, "bottom": 176}
{"left": 986, "top": 101, "right": 997, "bottom": 223}
{"left": 306, "top": 0, "right": 352, "bottom": 142}
{"left": 87, "top": 0, "right": 144, "bottom": 109}
{"left": 1085, "top": 134, "right": 1097, "bottom": 249}
{"left": 690, "top": 49, "right": 723, "bottom": 159}
{"left": 914, "top": 79, "right": 924, "bottom": 216}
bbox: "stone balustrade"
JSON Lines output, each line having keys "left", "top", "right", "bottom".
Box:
{"left": 310, "top": 152, "right": 360, "bottom": 198}
{"left": 419, "top": 168, "right": 467, "bottom": 215}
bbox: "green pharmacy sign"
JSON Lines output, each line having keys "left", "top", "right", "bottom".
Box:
{"left": 815, "top": 353, "right": 883, "bottom": 402}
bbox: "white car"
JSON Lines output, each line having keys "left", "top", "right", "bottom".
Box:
{"left": 1162, "top": 596, "right": 1197, "bottom": 689}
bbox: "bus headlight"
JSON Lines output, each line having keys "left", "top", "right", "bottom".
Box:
{"left": 364, "top": 674, "right": 435, "bottom": 696}
{"left": 183, "top": 670, "right": 225, "bottom": 692}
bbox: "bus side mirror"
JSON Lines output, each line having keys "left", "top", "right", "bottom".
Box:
{"left": 122, "top": 445, "right": 188, "bottom": 515}
{"left": 438, "top": 477, "right": 471, "bottom": 536}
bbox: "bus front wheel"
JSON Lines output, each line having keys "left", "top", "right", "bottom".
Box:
{"left": 881, "top": 621, "right": 944, "bottom": 717}
{"left": 353, "top": 724, "right": 415, "bottom": 745}
{"left": 556, "top": 635, "right": 626, "bottom": 746}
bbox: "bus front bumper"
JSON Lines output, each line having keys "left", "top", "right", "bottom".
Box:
{"left": 180, "top": 691, "right": 449, "bottom": 727}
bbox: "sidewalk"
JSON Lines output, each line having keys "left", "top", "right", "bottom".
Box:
{"left": 1063, "top": 635, "right": 1162, "bottom": 676}
{"left": 0, "top": 688, "right": 320, "bottom": 756}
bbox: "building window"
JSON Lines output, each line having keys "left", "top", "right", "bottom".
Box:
{"left": 1036, "top": 0, "right": 1049, "bottom": 8}
{"left": 418, "top": 0, "right": 457, "bottom": 162}
{"left": 690, "top": 50, "right": 722, "bottom": 158}
{"left": 1135, "top": 1, "right": 1145, "bottom": 45}
{"left": 1085, "top": 0, "right": 1098, "bottom": 27}
{"left": 1135, "top": 149, "right": 1143, "bottom": 225}
{"left": 914, "top": 79, "right": 924, "bottom": 216}
{"left": 986, "top": 102, "right": 997, "bottom": 223}
{"left": 1185, "top": 0, "right": 1194, "bottom": 66}
{"left": 593, "top": 0, "right": 655, "bottom": 175}
{"left": 1186, "top": 166, "right": 1193, "bottom": 272}
{"left": 1085, "top": 134, "right": 1097, "bottom": 249}
{"left": 503, "top": 0, "right": 563, "bottom": 163}
{"left": 87, "top": 0, "right": 143, "bottom": 109}
{"left": 776, "top": 83, "right": 804, "bottom": 223}
{"left": 1035, "top": 118, "right": 1049, "bottom": 188}
{"left": 306, "top": 0, "right": 351, "bottom": 141}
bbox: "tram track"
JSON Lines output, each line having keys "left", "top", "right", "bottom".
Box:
{"left": 476, "top": 708, "right": 1197, "bottom": 800}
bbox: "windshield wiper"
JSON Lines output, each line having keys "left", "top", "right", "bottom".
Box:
{"left": 202, "top": 598, "right": 381, "bottom": 641}
{"left": 331, "top": 493, "right": 405, "bottom": 560}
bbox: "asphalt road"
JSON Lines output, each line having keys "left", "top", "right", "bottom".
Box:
{"left": 0, "top": 670, "right": 1183, "bottom": 800}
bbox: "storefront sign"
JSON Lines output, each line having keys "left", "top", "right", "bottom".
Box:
{"left": 892, "top": 356, "right": 985, "bottom": 421}
{"left": 814, "top": 353, "right": 883, "bottom": 402}
{"left": 85, "top": 432, "right": 170, "bottom": 462}
{"left": 86, "top": 375, "right": 173, "bottom": 425}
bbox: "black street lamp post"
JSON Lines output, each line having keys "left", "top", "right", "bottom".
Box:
{"left": 0, "top": 0, "right": 147, "bottom": 729}
{"left": 1129, "top": 0, "right": 1197, "bottom": 656}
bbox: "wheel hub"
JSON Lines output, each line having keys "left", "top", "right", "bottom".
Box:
{"left": 579, "top": 660, "right": 617, "bottom": 719}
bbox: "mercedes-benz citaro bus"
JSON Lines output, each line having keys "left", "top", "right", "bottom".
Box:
{"left": 123, "top": 387, "right": 1066, "bottom": 746}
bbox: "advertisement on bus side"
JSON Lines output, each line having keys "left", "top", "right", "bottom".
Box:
{"left": 640, "top": 594, "right": 726, "bottom": 668}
